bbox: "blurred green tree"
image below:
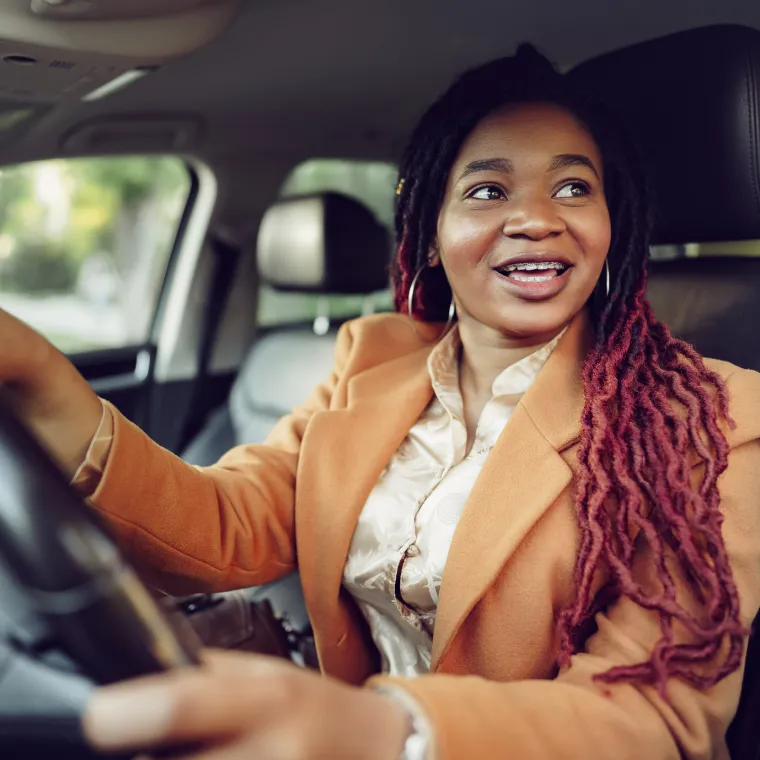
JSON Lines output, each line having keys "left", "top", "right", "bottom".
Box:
{"left": 0, "top": 156, "right": 189, "bottom": 297}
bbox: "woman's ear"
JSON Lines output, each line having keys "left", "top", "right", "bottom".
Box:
{"left": 428, "top": 244, "right": 442, "bottom": 267}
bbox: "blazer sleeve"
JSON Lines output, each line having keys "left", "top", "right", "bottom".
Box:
{"left": 371, "top": 367, "right": 760, "bottom": 760}
{"left": 86, "top": 322, "right": 355, "bottom": 595}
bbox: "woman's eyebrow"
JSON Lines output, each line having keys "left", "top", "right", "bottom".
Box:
{"left": 458, "top": 157, "right": 514, "bottom": 181}
{"left": 548, "top": 153, "right": 600, "bottom": 179}
{"left": 458, "top": 154, "right": 600, "bottom": 182}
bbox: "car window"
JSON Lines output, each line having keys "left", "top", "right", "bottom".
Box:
{"left": 0, "top": 156, "right": 192, "bottom": 353}
{"left": 650, "top": 241, "right": 760, "bottom": 260}
{"left": 257, "top": 159, "right": 395, "bottom": 327}
{"left": 683, "top": 241, "right": 760, "bottom": 256}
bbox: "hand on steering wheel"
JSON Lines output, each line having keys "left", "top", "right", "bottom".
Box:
{"left": 0, "top": 388, "right": 201, "bottom": 757}
{"left": 0, "top": 368, "right": 410, "bottom": 760}
{"left": 0, "top": 311, "right": 412, "bottom": 760}
{"left": 83, "top": 649, "right": 411, "bottom": 760}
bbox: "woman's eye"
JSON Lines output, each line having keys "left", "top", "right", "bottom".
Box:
{"left": 554, "top": 181, "right": 590, "bottom": 199}
{"left": 469, "top": 185, "right": 505, "bottom": 201}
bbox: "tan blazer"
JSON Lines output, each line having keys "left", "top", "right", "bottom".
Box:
{"left": 91, "top": 310, "right": 760, "bottom": 760}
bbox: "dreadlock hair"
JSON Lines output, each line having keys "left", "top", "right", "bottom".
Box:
{"left": 392, "top": 44, "right": 746, "bottom": 697}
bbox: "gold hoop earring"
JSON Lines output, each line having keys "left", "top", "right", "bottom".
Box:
{"left": 407, "top": 266, "right": 456, "bottom": 342}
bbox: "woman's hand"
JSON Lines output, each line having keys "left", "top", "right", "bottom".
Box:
{"left": 0, "top": 307, "right": 102, "bottom": 474}
{"left": 83, "top": 650, "right": 412, "bottom": 759}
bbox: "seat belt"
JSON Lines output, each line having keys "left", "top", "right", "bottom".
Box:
{"left": 178, "top": 235, "right": 242, "bottom": 450}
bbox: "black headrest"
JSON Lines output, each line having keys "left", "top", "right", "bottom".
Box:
{"left": 256, "top": 192, "right": 390, "bottom": 294}
{"left": 569, "top": 25, "right": 760, "bottom": 245}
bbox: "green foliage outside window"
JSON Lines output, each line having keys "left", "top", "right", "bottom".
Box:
{"left": 0, "top": 156, "right": 190, "bottom": 352}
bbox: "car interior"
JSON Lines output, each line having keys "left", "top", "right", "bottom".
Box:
{"left": 0, "top": 1, "right": 759, "bottom": 758}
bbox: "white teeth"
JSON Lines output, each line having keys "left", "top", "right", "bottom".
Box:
{"left": 504, "top": 261, "right": 565, "bottom": 272}
{"left": 511, "top": 273, "right": 556, "bottom": 283}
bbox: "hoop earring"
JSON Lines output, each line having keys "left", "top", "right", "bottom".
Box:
{"left": 407, "top": 266, "right": 456, "bottom": 342}
{"left": 605, "top": 259, "right": 611, "bottom": 298}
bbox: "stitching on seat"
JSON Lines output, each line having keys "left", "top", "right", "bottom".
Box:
{"left": 745, "top": 45, "right": 760, "bottom": 221}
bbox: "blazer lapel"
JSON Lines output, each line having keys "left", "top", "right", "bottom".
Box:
{"left": 432, "top": 311, "right": 592, "bottom": 668}
{"left": 296, "top": 345, "right": 436, "bottom": 626}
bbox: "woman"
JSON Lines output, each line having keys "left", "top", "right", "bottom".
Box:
{"left": 3, "top": 45, "right": 760, "bottom": 760}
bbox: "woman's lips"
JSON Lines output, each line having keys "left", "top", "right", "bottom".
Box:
{"left": 492, "top": 265, "right": 573, "bottom": 301}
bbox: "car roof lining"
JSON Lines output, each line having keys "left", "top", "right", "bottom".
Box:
{"left": 0, "top": 0, "right": 758, "bottom": 168}
{"left": 0, "top": 1, "right": 759, "bottom": 250}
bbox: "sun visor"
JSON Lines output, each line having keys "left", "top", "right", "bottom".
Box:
{"left": 0, "top": 0, "right": 240, "bottom": 103}
{"left": 29, "top": 1, "right": 219, "bottom": 21}
{"left": 62, "top": 116, "right": 203, "bottom": 153}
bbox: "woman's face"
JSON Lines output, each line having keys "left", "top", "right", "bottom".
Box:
{"left": 435, "top": 102, "right": 611, "bottom": 344}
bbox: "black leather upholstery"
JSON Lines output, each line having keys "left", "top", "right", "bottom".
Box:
{"left": 647, "top": 255, "right": 760, "bottom": 373}
{"left": 570, "top": 25, "right": 760, "bottom": 245}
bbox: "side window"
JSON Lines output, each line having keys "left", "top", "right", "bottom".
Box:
{"left": 0, "top": 156, "right": 191, "bottom": 353}
{"left": 682, "top": 241, "right": 760, "bottom": 257}
{"left": 650, "top": 241, "right": 760, "bottom": 260}
{"left": 257, "top": 159, "right": 396, "bottom": 327}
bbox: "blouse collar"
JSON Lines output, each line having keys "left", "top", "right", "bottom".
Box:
{"left": 427, "top": 324, "right": 567, "bottom": 403}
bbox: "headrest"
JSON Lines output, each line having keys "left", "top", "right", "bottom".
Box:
{"left": 569, "top": 25, "right": 760, "bottom": 245}
{"left": 256, "top": 192, "right": 390, "bottom": 294}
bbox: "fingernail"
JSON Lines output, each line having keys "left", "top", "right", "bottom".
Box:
{"left": 83, "top": 684, "right": 175, "bottom": 751}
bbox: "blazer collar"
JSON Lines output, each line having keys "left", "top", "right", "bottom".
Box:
{"left": 296, "top": 310, "right": 592, "bottom": 673}
{"left": 296, "top": 342, "right": 436, "bottom": 628}
{"left": 431, "top": 309, "right": 591, "bottom": 667}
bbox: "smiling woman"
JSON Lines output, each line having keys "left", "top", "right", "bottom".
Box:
{"left": 390, "top": 44, "right": 747, "bottom": 700}
{"left": 433, "top": 104, "right": 611, "bottom": 340}
{"left": 1, "top": 39, "right": 760, "bottom": 760}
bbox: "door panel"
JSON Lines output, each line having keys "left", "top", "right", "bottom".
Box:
{"left": 72, "top": 345, "right": 156, "bottom": 431}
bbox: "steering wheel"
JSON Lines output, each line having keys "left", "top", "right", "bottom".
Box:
{"left": 0, "top": 395, "right": 201, "bottom": 758}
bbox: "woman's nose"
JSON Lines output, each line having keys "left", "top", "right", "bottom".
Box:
{"left": 501, "top": 197, "right": 565, "bottom": 241}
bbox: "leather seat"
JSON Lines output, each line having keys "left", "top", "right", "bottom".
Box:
{"left": 571, "top": 24, "right": 760, "bottom": 760}
{"left": 647, "top": 256, "right": 760, "bottom": 374}
{"left": 182, "top": 191, "right": 390, "bottom": 627}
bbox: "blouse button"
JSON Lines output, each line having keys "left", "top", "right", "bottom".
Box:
{"left": 406, "top": 544, "right": 420, "bottom": 558}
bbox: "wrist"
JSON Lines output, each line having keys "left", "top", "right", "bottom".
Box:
{"left": 373, "top": 685, "right": 433, "bottom": 760}
{"left": 42, "top": 363, "right": 104, "bottom": 477}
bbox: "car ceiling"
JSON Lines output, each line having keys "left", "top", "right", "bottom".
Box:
{"left": 1, "top": 0, "right": 759, "bottom": 237}
{"left": 4, "top": 0, "right": 760, "bottom": 165}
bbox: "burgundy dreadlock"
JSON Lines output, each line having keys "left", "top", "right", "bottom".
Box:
{"left": 392, "top": 44, "right": 745, "bottom": 695}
